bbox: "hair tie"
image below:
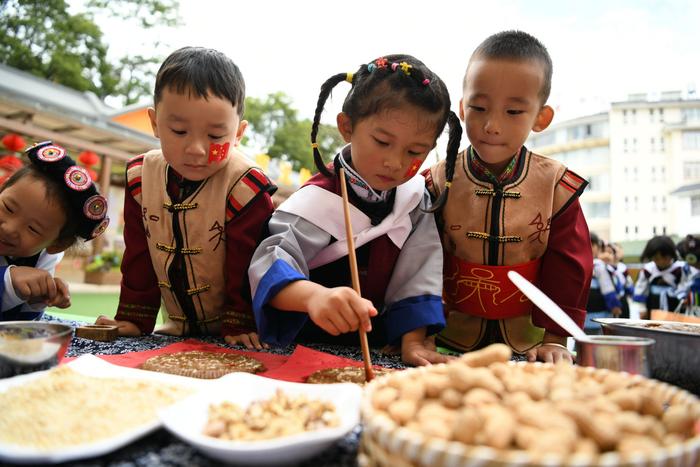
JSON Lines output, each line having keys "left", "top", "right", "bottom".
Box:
{"left": 444, "top": 181, "right": 452, "bottom": 188}
{"left": 367, "top": 63, "right": 376, "bottom": 73}
{"left": 311, "top": 143, "right": 319, "bottom": 149}
{"left": 391, "top": 62, "right": 399, "bottom": 72}
{"left": 422, "top": 78, "right": 430, "bottom": 85}
{"left": 375, "top": 57, "right": 388, "bottom": 68}
{"left": 345, "top": 72, "right": 354, "bottom": 83}
{"left": 25, "top": 141, "right": 109, "bottom": 240}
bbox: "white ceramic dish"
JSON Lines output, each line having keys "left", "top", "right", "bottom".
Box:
{"left": 159, "top": 372, "right": 363, "bottom": 466}
{"left": 0, "top": 354, "right": 211, "bottom": 465}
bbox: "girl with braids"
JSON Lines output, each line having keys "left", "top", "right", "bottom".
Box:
{"left": 426, "top": 31, "right": 592, "bottom": 363}
{"left": 249, "top": 54, "right": 462, "bottom": 366}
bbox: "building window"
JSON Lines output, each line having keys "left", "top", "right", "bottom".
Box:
{"left": 659, "top": 108, "right": 664, "bottom": 122}
{"left": 632, "top": 137, "right": 638, "bottom": 152}
{"left": 649, "top": 108, "right": 654, "bottom": 122}
{"left": 634, "top": 196, "right": 639, "bottom": 211}
{"left": 652, "top": 195, "right": 657, "bottom": 211}
{"left": 651, "top": 166, "right": 656, "bottom": 181}
{"left": 660, "top": 166, "right": 666, "bottom": 180}
{"left": 683, "top": 161, "right": 700, "bottom": 180}
{"left": 650, "top": 137, "right": 655, "bottom": 152}
{"left": 692, "top": 196, "right": 700, "bottom": 217}
{"left": 663, "top": 226, "right": 667, "bottom": 235}
{"left": 623, "top": 109, "right": 628, "bottom": 124}
{"left": 633, "top": 167, "right": 638, "bottom": 181}
{"left": 683, "top": 131, "right": 700, "bottom": 150}
{"left": 660, "top": 137, "right": 665, "bottom": 151}
{"left": 625, "top": 226, "right": 629, "bottom": 234}
{"left": 653, "top": 226, "right": 657, "bottom": 235}
{"left": 623, "top": 138, "right": 628, "bottom": 153}
{"left": 634, "top": 226, "right": 639, "bottom": 234}
{"left": 662, "top": 196, "right": 667, "bottom": 210}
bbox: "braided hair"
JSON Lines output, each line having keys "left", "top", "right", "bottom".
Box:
{"left": 310, "top": 54, "right": 461, "bottom": 181}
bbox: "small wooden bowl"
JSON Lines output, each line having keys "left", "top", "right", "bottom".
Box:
{"left": 75, "top": 325, "right": 118, "bottom": 342}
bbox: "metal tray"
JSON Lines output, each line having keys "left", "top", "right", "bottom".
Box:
{"left": 594, "top": 318, "right": 700, "bottom": 394}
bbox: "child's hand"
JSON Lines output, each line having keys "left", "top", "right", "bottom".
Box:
{"left": 612, "top": 306, "right": 622, "bottom": 318}
{"left": 401, "top": 329, "right": 454, "bottom": 366}
{"left": 46, "top": 277, "right": 71, "bottom": 308}
{"left": 95, "top": 315, "right": 142, "bottom": 336}
{"left": 10, "top": 266, "right": 58, "bottom": 305}
{"left": 307, "top": 286, "right": 377, "bottom": 336}
{"left": 526, "top": 337, "right": 573, "bottom": 364}
{"left": 224, "top": 332, "right": 269, "bottom": 350}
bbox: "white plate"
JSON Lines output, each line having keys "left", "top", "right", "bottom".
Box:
{"left": 159, "top": 372, "right": 362, "bottom": 465}
{"left": 0, "top": 354, "right": 212, "bottom": 464}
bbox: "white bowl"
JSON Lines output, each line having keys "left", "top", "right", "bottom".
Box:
{"left": 159, "top": 372, "right": 362, "bottom": 465}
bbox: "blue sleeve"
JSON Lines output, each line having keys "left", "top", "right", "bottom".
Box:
{"left": 0, "top": 265, "right": 7, "bottom": 315}
{"left": 603, "top": 291, "right": 622, "bottom": 311}
{"left": 252, "top": 259, "right": 308, "bottom": 346}
{"left": 382, "top": 294, "right": 445, "bottom": 345}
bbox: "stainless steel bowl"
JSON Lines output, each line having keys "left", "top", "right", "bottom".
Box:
{"left": 594, "top": 318, "right": 700, "bottom": 394}
{"left": 0, "top": 321, "right": 73, "bottom": 378}
{"left": 576, "top": 335, "right": 655, "bottom": 376}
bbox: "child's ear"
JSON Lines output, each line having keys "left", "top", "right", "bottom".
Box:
{"left": 532, "top": 105, "right": 554, "bottom": 132}
{"left": 336, "top": 112, "right": 353, "bottom": 143}
{"left": 234, "top": 119, "right": 248, "bottom": 146}
{"left": 459, "top": 98, "right": 466, "bottom": 122}
{"left": 46, "top": 237, "right": 74, "bottom": 255}
{"left": 147, "top": 107, "right": 159, "bottom": 138}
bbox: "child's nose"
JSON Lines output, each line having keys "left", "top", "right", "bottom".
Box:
{"left": 484, "top": 116, "right": 501, "bottom": 135}
{"left": 185, "top": 137, "right": 208, "bottom": 158}
{"left": 383, "top": 150, "right": 403, "bottom": 171}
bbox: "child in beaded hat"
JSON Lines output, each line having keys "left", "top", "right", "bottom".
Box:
{"left": 426, "top": 30, "right": 592, "bottom": 363}
{"left": 0, "top": 141, "right": 110, "bottom": 320}
{"left": 249, "top": 54, "right": 462, "bottom": 366}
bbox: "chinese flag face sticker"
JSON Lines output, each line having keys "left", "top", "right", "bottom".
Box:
{"left": 404, "top": 158, "right": 422, "bottom": 178}
{"left": 208, "top": 142, "right": 230, "bottom": 164}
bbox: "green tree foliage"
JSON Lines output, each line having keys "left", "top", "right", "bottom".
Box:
{"left": 0, "top": 0, "right": 179, "bottom": 105}
{"left": 245, "top": 93, "right": 344, "bottom": 171}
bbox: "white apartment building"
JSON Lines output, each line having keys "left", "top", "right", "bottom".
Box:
{"left": 528, "top": 92, "right": 700, "bottom": 244}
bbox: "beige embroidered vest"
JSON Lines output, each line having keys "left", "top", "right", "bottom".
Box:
{"left": 429, "top": 149, "right": 586, "bottom": 353}
{"left": 126, "top": 149, "right": 262, "bottom": 336}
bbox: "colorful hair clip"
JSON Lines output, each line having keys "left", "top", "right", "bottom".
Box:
{"left": 367, "top": 63, "right": 376, "bottom": 72}
{"left": 64, "top": 166, "right": 92, "bottom": 191}
{"left": 399, "top": 62, "right": 412, "bottom": 76}
{"left": 375, "top": 57, "right": 388, "bottom": 69}
{"left": 83, "top": 194, "right": 108, "bottom": 220}
{"left": 444, "top": 181, "right": 452, "bottom": 188}
{"left": 346, "top": 72, "right": 354, "bottom": 83}
{"left": 422, "top": 78, "right": 430, "bottom": 85}
{"left": 311, "top": 143, "right": 319, "bottom": 149}
{"left": 391, "top": 62, "right": 399, "bottom": 72}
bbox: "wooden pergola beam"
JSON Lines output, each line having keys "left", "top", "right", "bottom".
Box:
{"left": 0, "top": 115, "right": 133, "bottom": 162}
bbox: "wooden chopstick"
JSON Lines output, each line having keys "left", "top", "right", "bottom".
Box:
{"left": 338, "top": 168, "right": 375, "bottom": 382}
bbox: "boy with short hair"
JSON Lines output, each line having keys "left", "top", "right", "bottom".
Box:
{"left": 427, "top": 30, "right": 592, "bottom": 363}
{"left": 97, "top": 47, "right": 276, "bottom": 349}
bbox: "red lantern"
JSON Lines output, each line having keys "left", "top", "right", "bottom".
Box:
{"left": 78, "top": 150, "right": 100, "bottom": 167}
{"left": 86, "top": 167, "right": 98, "bottom": 181}
{"left": 0, "top": 154, "right": 24, "bottom": 185}
{"left": 1, "top": 134, "right": 26, "bottom": 152}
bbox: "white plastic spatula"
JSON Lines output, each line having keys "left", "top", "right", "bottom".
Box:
{"left": 507, "top": 270, "right": 591, "bottom": 342}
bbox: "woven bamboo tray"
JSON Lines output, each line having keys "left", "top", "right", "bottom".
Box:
{"left": 360, "top": 362, "right": 700, "bottom": 467}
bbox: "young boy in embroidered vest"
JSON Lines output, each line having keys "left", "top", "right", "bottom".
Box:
{"left": 249, "top": 55, "right": 462, "bottom": 366}
{"left": 1, "top": 142, "right": 109, "bottom": 320}
{"left": 96, "top": 47, "right": 276, "bottom": 349}
{"left": 426, "top": 31, "right": 593, "bottom": 363}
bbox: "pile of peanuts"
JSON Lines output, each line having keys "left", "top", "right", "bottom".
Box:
{"left": 203, "top": 389, "right": 340, "bottom": 441}
{"left": 370, "top": 344, "right": 699, "bottom": 459}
